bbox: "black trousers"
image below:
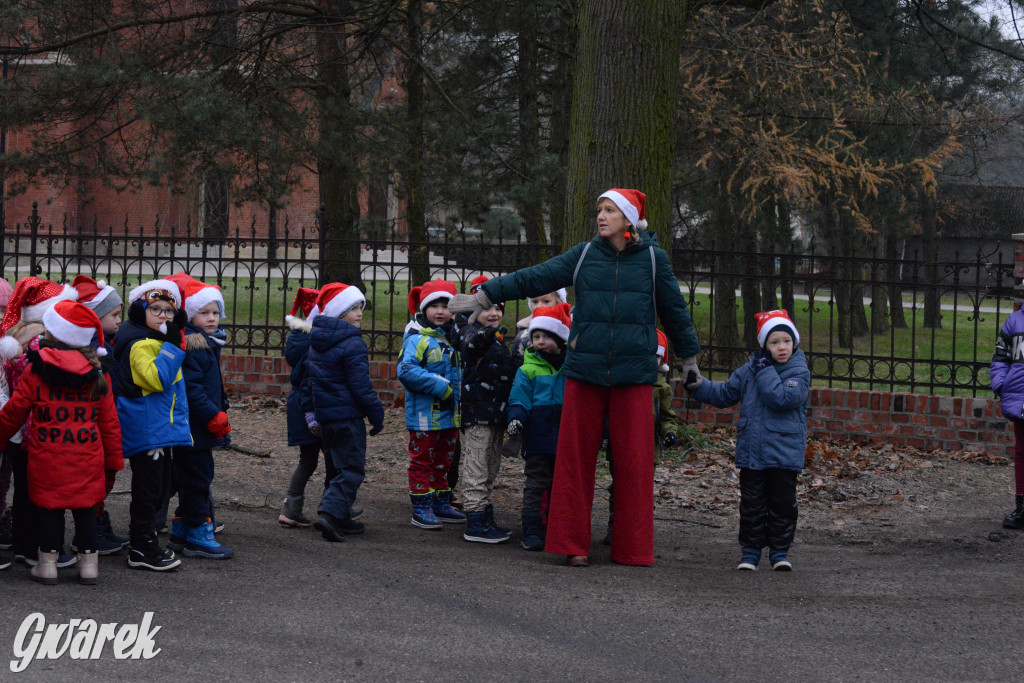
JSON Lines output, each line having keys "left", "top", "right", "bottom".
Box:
{"left": 173, "top": 446, "right": 214, "bottom": 527}
{"left": 39, "top": 508, "right": 96, "bottom": 553}
{"left": 8, "top": 441, "right": 40, "bottom": 557}
{"left": 738, "top": 467, "right": 799, "bottom": 553}
{"left": 129, "top": 449, "right": 174, "bottom": 544}
{"left": 447, "top": 439, "right": 461, "bottom": 490}
{"left": 286, "top": 440, "right": 338, "bottom": 498}
{"left": 522, "top": 452, "right": 556, "bottom": 517}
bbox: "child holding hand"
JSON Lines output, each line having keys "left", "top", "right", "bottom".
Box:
{"left": 685, "top": 310, "right": 809, "bottom": 571}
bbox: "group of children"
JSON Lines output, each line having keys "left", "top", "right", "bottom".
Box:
{"left": 0, "top": 272, "right": 235, "bottom": 585}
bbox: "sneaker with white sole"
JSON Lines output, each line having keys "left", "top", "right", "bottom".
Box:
{"left": 771, "top": 557, "right": 793, "bottom": 571}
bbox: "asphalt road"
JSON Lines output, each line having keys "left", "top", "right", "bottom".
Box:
{"left": 0, "top": 474, "right": 1021, "bottom": 683}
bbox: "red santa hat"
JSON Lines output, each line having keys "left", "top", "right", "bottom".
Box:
{"left": 285, "top": 287, "right": 320, "bottom": 327}
{"left": 598, "top": 188, "right": 648, "bottom": 236}
{"left": 166, "top": 272, "right": 225, "bottom": 321}
{"left": 528, "top": 302, "right": 572, "bottom": 343}
{"left": 316, "top": 282, "right": 366, "bottom": 320}
{"left": 128, "top": 279, "right": 182, "bottom": 309}
{"left": 656, "top": 329, "right": 669, "bottom": 373}
{"left": 42, "top": 300, "right": 107, "bottom": 355}
{"left": 0, "top": 277, "right": 79, "bottom": 359}
{"left": 527, "top": 288, "right": 568, "bottom": 312}
{"left": 408, "top": 279, "right": 457, "bottom": 315}
{"left": 72, "top": 275, "right": 122, "bottom": 320}
{"left": 755, "top": 309, "right": 800, "bottom": 348}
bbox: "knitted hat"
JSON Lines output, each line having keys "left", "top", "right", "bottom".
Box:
{"left": 0, "top": 276, "right": 78, "bottom": 335}
{"left": 527, "top": 288, "right": 568, "bottom": 312}
{"left": 43, "top": 300, "right": 107, "bottom": 355}
{"left": 755, "top": 309, "right": 800, "bottom": 348}
{"left": 468, "top": 276, "right": 504, "bottom": 311}
{"left": 408, "top": 279, "right": 457, "bottom": 315}
{"left": 656, "top": 329, "right": 669, "bottom": 373}
{"left": 598, "top": 188, "right": 648, "bottom": 237}
{"left": 72, "top": 275, "right": 123, "bottom": 320}
{"left": 0, "top": 280, "right": 12, "bottom": 308}
{"left": 316, "top": 282, "right": 366, "bottom": 319}
{"left": 128, "top": 279, "right": 181, "bottom": 309}
{"left": 528, "top": 302, "right": 572, "bottom": 343}
{"left": 285, "top": 287, "right": 320, "bottom": 327}
{"left": 166, "top": 272, "right": 225, "bottom": 321}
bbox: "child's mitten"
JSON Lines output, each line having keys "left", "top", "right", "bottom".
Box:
{"left": 304, "top": 411, "right": 320, "bottom": 436}
{"left": 207, "top": 411, "right": 231, "bottom": 438}
{"left": 507, "top": 419, "right": 524, "bottom": 436}
{"left": 753, "top": 351, "right": 773, "bottom": 374}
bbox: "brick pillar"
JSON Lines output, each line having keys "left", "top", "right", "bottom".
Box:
{"left": 1015, "top": 232, "right": 1024, "bottom": 311}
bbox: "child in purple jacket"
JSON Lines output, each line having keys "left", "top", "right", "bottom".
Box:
{"left": 990, "top": 308, "right": 1024, "bottom": 528}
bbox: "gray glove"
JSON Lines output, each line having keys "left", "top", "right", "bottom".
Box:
{"left": 681, "top": 355, "right": 703, "bottom": 391}
{"left": 448, "top": 290, "right": 493, "bottom": 324}
{"left": 506, "top": 419, "right": 524, "bottom": 437}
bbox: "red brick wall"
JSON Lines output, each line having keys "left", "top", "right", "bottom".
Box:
{"left": 225, "top": 355, "right": 1015, "bottom": 456}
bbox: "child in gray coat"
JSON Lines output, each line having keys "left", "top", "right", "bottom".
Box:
{"left": 685, "top": 310, "right": 810, "bottom": 571}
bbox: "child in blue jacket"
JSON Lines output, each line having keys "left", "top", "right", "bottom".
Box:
{"left": 164, "top": 272, "right": 233, "bottom": 560}
{"left": 307, "top": 283, "right": 384, "bottom": 542}
{"left": 112, "top": 279, "right": 191, "bottom": 572}
{"left": 398, "top": 279, "right": 463, "bottom": 530}
{"left": 507, "top": 303, "right": 571, "bottom": 550}
{"left": 685, "top": 310, "right": 810, "bottom": 571}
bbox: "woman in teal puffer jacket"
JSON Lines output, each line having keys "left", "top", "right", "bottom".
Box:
{"left": 450, "top": 189, "right": 701, "bottom": 566}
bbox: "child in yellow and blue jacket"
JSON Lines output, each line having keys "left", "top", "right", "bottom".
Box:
{"left": 111, "top": 279, "right": 191, "bottom": 572}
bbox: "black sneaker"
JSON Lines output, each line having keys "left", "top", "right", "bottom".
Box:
{"left": 314, "top": 513, "right": 347, "bottom": 543}
{"left": 127, "top": 546, "right": 181, "bottom": 572}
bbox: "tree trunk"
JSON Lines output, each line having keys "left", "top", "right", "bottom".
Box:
{"left": 886, "top": 232, "right": 907, "bottom": 329}
{"left": 404, "top": 0, "right": 430, "bottom": 286}
{"left": 921, "top": 191, "right": 942, "bottom": 328}
{"left": 564, "top": 0, "right": 690, "bottom": 250}
{"left": 777, "top": 201, "right": 795, "bottom": 315}
{"left": 546, "top": 4, "right": 575, "bottom": 247}
{"left": 741, "top": 246, "right": 760, "bottom": 349}
{"left": 712, "top": 186, "right": 741, "bottom": 355}
{"left": 314, "top": 0, "right": 365, "bottom": 291}
{"left": 516, "top": 0, "right": 546, "bottom": 245}
{"left": 870, "top": 232, "right": 889, "bottom": 334}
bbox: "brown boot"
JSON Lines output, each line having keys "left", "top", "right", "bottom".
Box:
{"left": 30, "top": 549, "right": 58, "bottom": 585}
{"left": 78, "top": 550, "right": 98, "bottom": 585}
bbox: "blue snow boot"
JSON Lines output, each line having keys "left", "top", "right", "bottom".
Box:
{"left": 167, "top": 515, "right": 186, "bottom": 552}
{"left": 433, "top": 490, "right": 466, "bottom": 524}
{"left": 410, "top": 493, "right": 443, "bottom": 530}
{"left": 97, "top": 511, "right": 129, "bottom": 549}
{"left": 521, "top": 513, "right": 544, "bottom": 551}
{"left": 485, "top": 504, "right": 511, "bottom": 536}
{"left": 464, "top": 511, "right": 510, "bottom": 543}
{"left": 183, "top": 519, "right": 234, "bottom": 559}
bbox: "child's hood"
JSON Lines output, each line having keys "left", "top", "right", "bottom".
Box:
{"left": 309, "top": 315, "right": 362, "bottom": 352}
{"left": 29, "top": 346, "right": 100, "bottom": 388}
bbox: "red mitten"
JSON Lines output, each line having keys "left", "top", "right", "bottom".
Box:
{"left": 207, "top": 411, "right": 231, "bottom": 438}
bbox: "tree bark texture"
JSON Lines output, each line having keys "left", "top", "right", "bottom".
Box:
{"left": 564, "top": 0, "right": 690, "bottom": 249}
{"left": 920, "top": 192, "right": 942, "bottom": 329}
{"left": 516, "top": 1, "right": 546, "bottom": 245}
{"left": 404, "top": 0, "right": 430, "bottom": 286}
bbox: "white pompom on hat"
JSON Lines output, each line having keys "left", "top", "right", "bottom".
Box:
{"left": 656, "top": 329, "right": 669, "bottom": 373}
{"left": 43, "top": 300, "right": 107, "bottom": 355}
{"left": 598, "top": 188, "right": 648, "bottom": 231}
{"left": 528, "top": 302, "right": 572, "bottom": 343}
{"left": 755, "top": 309, "right": 800, "bottom": 348}
{"left": 0, "top": 277, "right": 79, "bottom": 359}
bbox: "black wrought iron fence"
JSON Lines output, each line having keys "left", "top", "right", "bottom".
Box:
{"left": 0, "top": 203, "right": 1014, "bottom": 396}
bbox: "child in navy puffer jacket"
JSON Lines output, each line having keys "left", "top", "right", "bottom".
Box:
{"left": 307, "top": 283, "right": 384, "bottom": 542}
{"left": 686, "top": 310, "right": 810, "bottom": 571}
{"left": 990, "top": 308, "right": 1024, "bottom": 529}
{"left": 278, "top": 287, "right": 338, "bottom": 528}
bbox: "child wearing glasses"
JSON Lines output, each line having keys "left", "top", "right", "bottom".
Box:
{"left": 110, "top": 279, "right": 192, "bottom": 572}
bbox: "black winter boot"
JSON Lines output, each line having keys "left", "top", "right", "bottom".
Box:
{"left": 1003, "top": 495, "right": 1024, "bottom": 529}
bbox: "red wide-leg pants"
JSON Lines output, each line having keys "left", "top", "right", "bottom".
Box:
{"left": 544, "top": 379, "right": 655, "bottom": 565}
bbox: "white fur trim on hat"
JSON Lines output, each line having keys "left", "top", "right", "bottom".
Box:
{"left": 285, "top": 315, "right": 313, "bottom": 332}
{"left": 42, "top": 305, "right": 99, "bottom": 349}
{"left": 322, "top": 287, "right": 366, "bottom": 319}
{"left": 757, "top": 317, "right": 800, "bottom": 347}
{"left": 527, "top": 288, "right": 568, "bottom": 312}
{"left": 528, "top": 316, "right": 570, "bottom": 343}
{"left": 129, "top": 279, "right": 182, "bottom": 308}
{"left": 185, "top": 285, "right": 225, "bottom": 321}
{"left": 20, "top": 284, "right": 78, "bottom": 324}
{"left": 418, "top": 290, "right": 453, "bottom": 313}
{"left": 599, "top": 190, "right": 640, "bottom": 228}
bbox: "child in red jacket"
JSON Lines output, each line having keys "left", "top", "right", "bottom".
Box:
{"left": 0, "top": 301, "right": 123, "bottom": 585}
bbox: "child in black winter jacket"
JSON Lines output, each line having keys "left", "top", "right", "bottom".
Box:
{"left": 458, "top": 284, "right": 515, "bottom": 544}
